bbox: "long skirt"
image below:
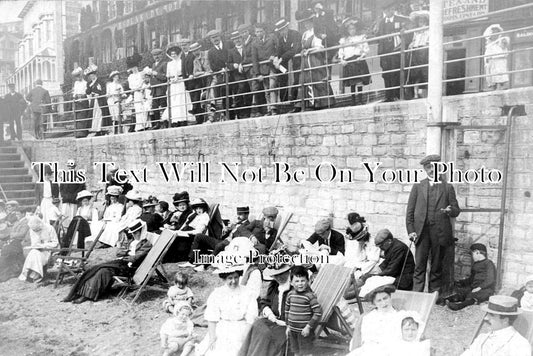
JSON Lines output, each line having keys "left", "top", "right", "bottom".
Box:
{"left": 40, "top": 197, "right": 55, "bottom": 225}
{"left": 297, "top": 52, "right": 335, "bottom": 109}
{"left": 18, "top": 248, "right": 51, "bottom": 281}
{"left": 63, "top": 259, "right": 130, "bottom": 302}
{"left": 169, "top": 81, "right": 192, "bottom": 124}
{"left": 198, "top": 319, "right": 251, "bottom": 356}
{"left": 238, "top": 318, "right": 286, "bottom": 356}
{"left": 343, "top": 56, "right": 371, "bottom": 86}
{"left": 90, "top": 100, "right": 103, "bottom": 132}
{"left": 407, "top": 47, "right": 429, "bottom": 85}
{"left": 74, "top": 98, "right": 90, "bottom": 138}
{"left": 485, "top": 56, "right": 509, "bottom": 86}
{"left": 134, "top": 92, "right": 149, "bottom": 131}
{"left": 98, "top": 221, "right": 122, "bottom": 247}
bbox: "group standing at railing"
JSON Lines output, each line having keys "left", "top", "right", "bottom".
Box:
{"left": 0, "top": 0, "right": 517, "bottom": 140}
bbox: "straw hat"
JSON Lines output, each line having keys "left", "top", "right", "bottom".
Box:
{"left": 359, "top": 276, "right": 396, "bottom": 300}
{"left": 125, "top": 190, "right": 142, "bottom": 202}
{"left": 76, "top": 190, "right": 93, "bottom": 201}
{"left": 84, "top": 64, "right": 98, "bottom": 76}
{"left": 108, "top": 70, "right": 120, "bottom": 79}
{"left": 190, "top": 198, "right": 209, "bottom": 210}
{"left": 481, "top": 295, "right": 522, "bottom": 315}
{"left": 274, "top": 18, "right": 290, "bottom": 32}
{"left": 212, "top": 250, "right": 246, "bottom": 275}
{"left": 106, "top": 185, "right": 123, "bottom": 196}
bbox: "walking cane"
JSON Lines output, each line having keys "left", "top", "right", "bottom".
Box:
{"left": 396, "top": 236, "right": 415, "bottom": 289}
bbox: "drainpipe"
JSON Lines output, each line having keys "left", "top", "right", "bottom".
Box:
{"left": 427, "top": 0, "right": 444, "bottom": 155}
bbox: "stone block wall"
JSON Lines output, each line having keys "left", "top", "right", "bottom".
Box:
{"left": 24, "top": 88, "right": 533, "bottom": 289}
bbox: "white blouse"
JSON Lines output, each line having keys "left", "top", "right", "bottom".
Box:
{"left": 166, "top": 59, "right": 183, "bottom": 81}
{"left": 204, "top": 285, "right": 258, "bottom": 324}
{"left": 73, "top": 79, "right": 87, "bottom": 96}
{"left": 339, "top": 35, "right": 369, "bottom": 60}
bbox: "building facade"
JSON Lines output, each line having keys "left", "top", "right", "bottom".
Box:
{"left": 7, "top": 0, "right": 81, "bottom": 96}
{"left": 0, "top": 21, "right": 23, "bottom": 96}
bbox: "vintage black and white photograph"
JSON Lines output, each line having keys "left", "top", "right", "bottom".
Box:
{"left": 0, "top": 0, "right": 532, "bottom": 355}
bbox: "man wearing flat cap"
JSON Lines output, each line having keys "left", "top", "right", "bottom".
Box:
{"left": 462, "top": 295, "right": 531, "bottom": 356}
{"left": 228, "top": 31, "right": 252, "bottom": 119}
{"left": 373, "top": 229, "right": 415, "bottom": 290}
{"left": 236, "top": 206, "right": 279, "bottom": 253}
{"left": 306, "top": 219, "right": 345, "bottom": 255}
{"left": 206, "top": 29, "right": 232, "bottom": 121}
{"left": 150, "top": 48, "right": 169, "bottom": 129}
{"left": 406, "top": 154, "right": 461, "bottom": 293}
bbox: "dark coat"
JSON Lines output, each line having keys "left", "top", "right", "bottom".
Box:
{"left": 241, "top": 35, "right": 255, "bottom": 75}
{"left": 313, "top": 10, "right": 339, "bottom": 48}
{"left": 140, "top": 212, "right": 164, "bottom": 233}
{"left": 26, "top": 86, "right": 51, "bottom": 113}
{"left": 3, "top": 92, "right": 27, "bottom": 121}
{"left": 207, "top": 43, "right": 230, "bottom": 72}
{"left": 59, "top": 181, "right": 86, "bottom": 204}
{"left": 182, "top": 52, "right": 196, "bottom": 90}
{"left": 375, "top": 15, "right": 404, "bottom": 55}
{"left": 277, "top": 29, "right": 302, "bottom": 70}
{"left": 307, "top": 229, "right": 345, "bottom": 255}
{"left": 227, "top": 46, "right": 247, "bottom": 81}
{"left": 151, "top": 59, "right": 169, "bottom": 98}
{"left": 252, "top": 34, "right": 279, "bottom": 76}
{"left": 238, "top": 219, "right": 278, "bottom": 249}
{"left": 86, "top": 79, "right": 111, "bottom": 122}
{"left": 379, "top": 238, "right": 415, "bottom": 290}
{"left": 406, "top": 178, "right": 461, "bottom": 247}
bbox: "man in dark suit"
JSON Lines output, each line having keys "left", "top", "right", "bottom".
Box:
{"left": 306, "top": 219, "right": 345, "bottom": 255}
{"left": 150, "top": 48, "right": 168, "bottom": 129}
{"left": 228, "top": 31, "right": 252, "bottom": 119}
{"left": 374, "top": 1, "right": 408, "bottom": 102}
{"left": 26, "top": 79, "right": 51, "bottom": 139}
{"left": 274, "top": 19, "right": 302, "bottom": 104}
{"left": 238, "top": 24, "right": 264, "bottom": 117}
{"left": 374, "top": 229, "right": 415, "bottom": 290}
{"left": 206, "top": 29, "right": 232, "bottom": 121}
{"left": 238, "top": 206, "right": 279, "bottom": 254}
{"left": 406, "top": 154, "right": 461, "bottom": 293}
{"left": 312, "top": 1, "right": 339, "bottom": 64}
{"left": 4, "top": 83, "right": 27, "bottom": 141}
{"left": 252, "top": 23, "right": 279, "bottom": 116}
{"left": 181, "top": 39, "right": 197, "bottom": 115}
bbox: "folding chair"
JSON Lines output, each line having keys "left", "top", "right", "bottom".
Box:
{"left": 268, "top": 211, "right": 293, "bottom": 252}
{"left": 469, "top": 309, "right": 533, "bottom": 347}
{"left": 114, "top": 228, "right": 176, "bottom": 305}
{"left": 311, "top": 264, "right": 355, "bottom": 349}
{"left": 51, "top": 220, "right": 107, "bottom": 288}
{"left": 207, "top": 203, "right": 224, "bottom": 239}
{"left": 349, "top": 290, "right": 438, "bottom": 350}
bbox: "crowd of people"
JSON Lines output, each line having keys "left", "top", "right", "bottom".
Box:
{"left": 0, "top": 154, "right": 532, "bottom": 355}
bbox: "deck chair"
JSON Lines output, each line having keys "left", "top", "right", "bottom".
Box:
{"left": 469, "top": 309, "right": 533, "bottom": 347}
{"left": 268, "top": 211, "right": 294, "bottom": 251}
{"left": 51, "top": 220, "right": 107, "bottom": 288}
{"left": 312, "top": 264, "right": 355, "bottom": 348}
{"left": 114, "top": 228, "right": 176, "bottom": 304}
{"left": 207, "top": 203, "right": 224, "bottom": 239}
{"left": 349, "top": 290, "right": 438, "bottom": 350}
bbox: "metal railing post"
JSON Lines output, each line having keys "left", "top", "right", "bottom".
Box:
{"left": 224, "top": 71, "right": 230, "bottom": 120}
{"left": 400, "top": 30, "right": 406, "bottom": 101}
{"left": 300, "top": 55, "right": 305, "bottom": 110}
{"left": 166, "top": 81, "right": 171, "bottom": 127}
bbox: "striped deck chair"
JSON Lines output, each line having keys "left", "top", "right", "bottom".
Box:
{"left": 114, "top": 229, "right": 177, "bottom": 305}
{"left": 311, "top": 264, "right": 354, "bottom": 348}
{"left": 349, "top": 290, "right": 438, "bottom": 350}
{"left": 268, "top": 211, "right": 293, "bottom": 252}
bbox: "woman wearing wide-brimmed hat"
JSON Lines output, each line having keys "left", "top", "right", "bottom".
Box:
{"left": 72, "top": 66, "right": 90, "bottom": 138}
{"left": 100, "top": 190, "right": 143, "bottom": 247}
{"left": 84, "top": 63, "right": 111, "bottom": 136}
{"left": 483, "top": 24, "right": 510, "bottom": 90}
{"left": 197, "top": 261, "right": 258, "bottom": 356}
{"left": 63, "top": 219, "right": 152, "bottom": 304}
{"left": 338, "top": 17, "right": 371, "bottom": 105}
{"left": 106, "top": 70, "right": 126, "bottom": 134}
{"left": 165, "top": 42, "right": 192, "bottom": 127}
{"left": 95, "top": 186, "right": 125, "bottom": 246}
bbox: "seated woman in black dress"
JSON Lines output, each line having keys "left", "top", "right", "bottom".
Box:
{"left": 239, "top": 263, "right": 292, "bottom": 356}
{"left": 63, "top": 219, "right": 152, "bottom": 304}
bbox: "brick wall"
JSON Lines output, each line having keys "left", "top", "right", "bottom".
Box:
{"left": 24, "top": 88, "right": 533, "bottom": 290}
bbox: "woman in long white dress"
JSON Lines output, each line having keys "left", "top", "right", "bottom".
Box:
{"left": 127, "top": 56, "right": 149, "bottom": 131}
{"left": 99, "top": 190, "right": 143, "bottom": 247}
{"left": 166, "top": 43, "right": 192, "bottom": 127}
{"left": 483, "top": 24, "right": 510, "bottom": 90}
{"left": 18, "top": 216, "right": 58, "bottom": 283}
{"left": 198, "top": 265, "right": 258, "bottom": 356}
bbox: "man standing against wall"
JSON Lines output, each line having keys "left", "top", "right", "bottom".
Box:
{"left": 26, "top": 79, "right": 51, "bottom": 139}
{"left": 406, "top": 155, "right": 461, "bottom": 293}
{"left": 252, "top": 23, "right": 279, "bottom": 116}
{"left": 4, "top": 83, "right": 27, "bottom": 141}
{"left": 150, "top": 48, "right": 168, "bottom": 129}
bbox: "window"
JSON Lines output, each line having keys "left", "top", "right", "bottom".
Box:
{"left": 109, "top": 1, "right": 116, "bottom": 19}
{"left": 124, "top": 0, "right": 133, "bottom": 14}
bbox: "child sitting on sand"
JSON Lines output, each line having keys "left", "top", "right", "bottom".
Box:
{"left": 163, "top": 272, "right": 194, "bottom": 314}
{"left": 160, "top": 302, "right": 195, "bottom": 356}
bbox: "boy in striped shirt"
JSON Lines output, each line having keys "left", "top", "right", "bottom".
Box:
{"left": 285, "top": 266, "right": 323, "bottom": 356}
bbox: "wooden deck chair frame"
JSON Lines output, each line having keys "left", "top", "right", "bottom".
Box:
{"left": 114, "top": 229, "right": 177, "bottom": 305}
{"left": 207, "top": 203, "right": 223, "bottom": 239}
{"left": 349, "top": 290, "right": 438, "bottom": 351}
{"left": 268, "top": 211, "right": 293, "bottom": 252}
{"left": 51, "top": 220, "right": 107, "bottom": 288}
{"left": 311, "top": 264, "right": 355, "bottom": 349}
{"left": 469, "top": 309, "right": 533, "bottom": 348}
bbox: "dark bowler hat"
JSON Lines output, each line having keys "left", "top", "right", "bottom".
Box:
{"left": 274, "top": 18, "right": 289, "bottom": 32}
{"left": 420, "top": 154, "right": 441, "bottom": 166}
{"left": 166, "top": 43, "right": 181, "bottom": 56}
{"left": 236, "top": 206, "right": 250, "bottom": 214}
{"left": 470, "top": 243, "right": 487, "bottom": 254}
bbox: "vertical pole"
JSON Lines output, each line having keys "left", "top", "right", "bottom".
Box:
{"left": 427, "top": 0, "right": 444, "bottom": 155}
{"left": 399, "top": 30, "right": 405, "bottom": 101}
{"left": 300, "top": 57, "right": 305, "bottom": 110}
{"left": 224, "top": 71, "right": 230, "bottom": 120}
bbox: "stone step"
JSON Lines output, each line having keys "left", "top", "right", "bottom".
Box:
{"left": 0, "top": 168, "right": 29, "bottom": 176}
{"left": 0, "top": 161, "right": 25, "bottom": 169}
{"left": 0, "top": 175, "right": 33, "bottom": 183}
{"left": 5, "top": 197, "right": 35, "bottom": 205}
{"left": 0, "top": 153, "right": 21, "bottom": 161}
{"left": 3, "top": 189, "right": 36, "bottom": 198}
{"left": 0, "top": 146, "right": 17, "bottom": 154}
{"left": 1, "top": 182, "right": 36, "bottom": 190}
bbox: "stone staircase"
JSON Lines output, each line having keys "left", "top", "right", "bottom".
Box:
{"left": 0, "top": 142, "right": 37, "bottom": 211}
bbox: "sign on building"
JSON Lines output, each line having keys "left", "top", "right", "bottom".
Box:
{"left": 443, "top": 0, "right": 490, "bottom": 23}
